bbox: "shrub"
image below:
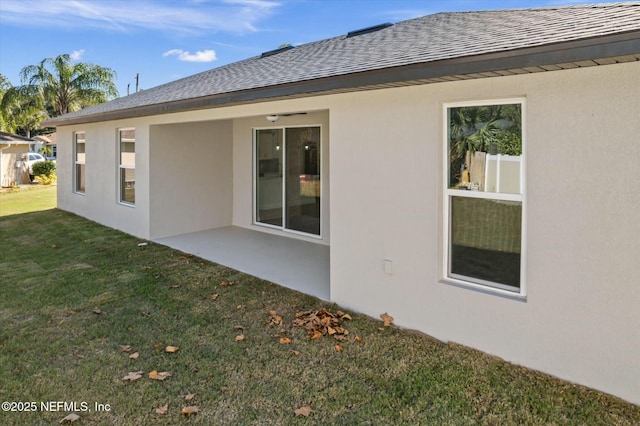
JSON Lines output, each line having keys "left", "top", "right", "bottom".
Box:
{"left": 32, "top": 160, "right": 57, "bottom": 185}
{"left": 32, "top": 160, "right": 56, "bottom": 177}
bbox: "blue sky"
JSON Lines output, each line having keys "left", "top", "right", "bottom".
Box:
{"left": 0, "top": 0, "right": 626, "bottom": 97}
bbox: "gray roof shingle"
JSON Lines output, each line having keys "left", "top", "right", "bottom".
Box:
{"left": 45, "top": 3, "right": 640, "bottom": 126}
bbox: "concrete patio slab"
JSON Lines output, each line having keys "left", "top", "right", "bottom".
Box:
{"left": 154, "top": 226, "right": 330, "bottom": 301}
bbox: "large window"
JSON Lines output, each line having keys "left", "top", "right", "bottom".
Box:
{"left": 73, "top": 131, "right": 86, "bottom": 193}
{"left": 255, "top": 126, "right": 321, "bottom": 236}
{"left": 118, "top": 128, "right": 135, "bottom": 205}
{"left": 444, "top": 99, "right": 525, "bottom": 293}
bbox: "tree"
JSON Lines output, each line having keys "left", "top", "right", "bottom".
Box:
{"left": 1, "top": 84, "right": 46, "bottom": 137}
{"left": 20, "top": 53, "right": 118, "bottom": 116}
{"left": 0, "top": 74, "right": 11, "bottom": 132}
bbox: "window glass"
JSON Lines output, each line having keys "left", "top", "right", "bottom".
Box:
{"left": 119, "top": 129, "right": 135, "bottom": 204}
{"left": 446, "top": 101, "right": 524, "bottom": 292}
{"left": 448, "top": 104, "right": 522, "bottom": 194}
{"left": 74, "top": 132, "right": 86, "bottom": 193}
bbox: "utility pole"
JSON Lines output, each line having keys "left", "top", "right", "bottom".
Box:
{"left": 135, "top": 73, "right": 139, "bottom": 93}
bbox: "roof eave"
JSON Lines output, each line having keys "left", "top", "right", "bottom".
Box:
{"left": 43, "top": 30, "right": 640, "bottom": 128}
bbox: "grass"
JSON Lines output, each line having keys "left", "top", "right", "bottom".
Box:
{"left": 0, "top": 200, "right": 639, "bottom": 424}
{"left": 0, "top": 184, "right": 57, "bottom": 216}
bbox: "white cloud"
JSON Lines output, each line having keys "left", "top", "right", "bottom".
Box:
{"left": 163, "top": 49, "right": 217, "bottom": 63}
{"left": 69, "top": 49, "right": 85, "bottom": 61}
{"left": 0, "top": 0, "right": 281, "bottom": 34}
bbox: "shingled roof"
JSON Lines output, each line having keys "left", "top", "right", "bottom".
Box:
{"left": 45, "top": 3, "right": 640, "bottom": 126}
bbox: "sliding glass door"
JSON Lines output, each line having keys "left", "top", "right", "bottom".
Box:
{"left": 255, "top": 126, "right": 321, "bottom": 236}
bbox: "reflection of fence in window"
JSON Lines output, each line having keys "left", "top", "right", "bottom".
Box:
{"left": 466, "top": 152, "right": 521, "bottom": 194}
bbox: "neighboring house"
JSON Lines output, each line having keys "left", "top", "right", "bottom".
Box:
{"left": 33, "top": 133, "right": 58, "bottom": 160}
{"left": 0, "top": 132, "right": 33, "bottom": 186}
{"left": 43, "top": 4, "right": 640, "bottom": 404}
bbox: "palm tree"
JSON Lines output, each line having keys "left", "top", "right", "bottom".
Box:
{"left": 1, "top": 85, "right": 47, "bottom": 137}
{"left": 20, "top": 54, "right": 118, "bottom": 116}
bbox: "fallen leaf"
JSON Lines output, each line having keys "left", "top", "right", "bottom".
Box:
{"left": 129, "top": 352, "right": 139, "bottom": 359}
{"left": 51, "top": 244, "right": 58, "bottom": 248}
{"left": 235, "top": 334, "right": 245, "bottom": 342}
{"left": 65, "top": 310, "right": 76, "bottom": 316}
{"left": 335, "top": 344, "right": 343, "bottom": 352}
{"left": 237, "top": 304, "right": 245, "bottom": 310}
{"left": 184, "top": 393, "right": 196, "bottom": 401}
{"left": 233, "top": 325, "right": 244, "bottom": 330}
{"left": 168, "top": 285, "right": 181, "bottom": 289}
{"left": 219, "top": 281, "right": 232, "bottom": 287}
{"left": 279, "top": 337, "right": 292, "bottom": 344}
{"left": 341, "top": 313, "right": 353, "bottom": 321}
{"left": 290, "top": 350, "right": 301, "bottom": 356}
{"left": 149, "top": 370, "right": 172, "bottom": 381}
{"left": 122, "top": 371, "right": 143, "bottom": 381}
{"left": 355, "top": 336, "right": 363, "bottom": 343}
{"left": 294, "top": 406, "right": 312, "bottom": 417}
{"left": 153, "top": 342, "right": 164, "bottom": 350}
{"left": 210, "top": 293, "right": 220, "bottom": 300}
{"left": 181, "top": 406, "right": 199, "bottom": 416}
{"left": 120, "top": 345, "right": 132, "bottom": 352}
{"left": 92, "top": 307, "right": 102, "bottom": 314}
{"left": 380, "top": 312, "right": 394, "bottom": 327}
{"left": 165, "top": 345, "right": 180, "bottom": 353}
{"left": 268, "top": 310, "right": 283, "bottom": 325}
{"left": 309, "top": 330, "right": 323, "bottom": 340}
{"left": 155, "top": 404, "right": 168, "bottom": 415}
{"left": 60, "top": 413, "right": 81, "bottom": 423}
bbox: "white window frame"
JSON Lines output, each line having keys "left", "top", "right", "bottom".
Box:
{"left": 442, "top": 98, "right": 527, "bottom": 297}
{"left": 252, "top": 124, "right": 323, "bottom": 239}
{"left": 118, "top": 128, "right": 136, "bottom": 206}
{"left": 73, "top": 131, "right": 86, "bottom": 194}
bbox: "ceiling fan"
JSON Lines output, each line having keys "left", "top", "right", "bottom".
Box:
{"left": 265, "top": 112, "right": 307, "bottom": 122}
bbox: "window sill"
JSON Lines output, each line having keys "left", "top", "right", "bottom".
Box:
{"left": 439, "top": 277, "right": 527, "bottom": 301}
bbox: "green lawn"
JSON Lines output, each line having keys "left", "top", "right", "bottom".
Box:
{"left": 0, "top": 202, "right": 638, "bottom": 423}
{"left": 0, "top": 184, "right": 57, "bottom": 216}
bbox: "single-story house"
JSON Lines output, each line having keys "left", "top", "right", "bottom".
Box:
{"left": 0, "top": 132, "right": 33, "bottom": 186}
{"left": 33, "top": 133, "right": 58, "bottom": 160}
{"left": 43, "top": 3, "right": 640, "bottom": 404}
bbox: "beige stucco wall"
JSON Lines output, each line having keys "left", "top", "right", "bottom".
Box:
{"left": 0, "top": 144, "right": 30, "bottom": 186}
{"left": 148, "top": 120, "right": 233, "bottom": 239}
{"left": 57, "top": 120, "right": 150, "bottom": 238}
{"left": 329, "top": 61, "right": 640, "bottom": 404}
{"left": 55, "top": 61, "right": 639, "bottom": 403}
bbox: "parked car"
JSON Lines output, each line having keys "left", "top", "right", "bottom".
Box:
{"left": 24, "top": 153, "right": 46, "bottom": 179}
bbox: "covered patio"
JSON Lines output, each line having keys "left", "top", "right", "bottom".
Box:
{"left": 154, "top": 226, "right": 330, "bottom": 301}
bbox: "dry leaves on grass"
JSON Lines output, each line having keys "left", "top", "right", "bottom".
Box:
{"left": 182, "top": 406, "right": 199, "bottom": 416}
{"left": 268, "top": 310, "right": 283, "bottom": 326}
{"left": 294, "top": 406, "right": 312, "bottom": 417}
{"left": 122, "top": 371, "right": 143, "bottom": 381}
{"left": 155, "top": 404, "right": 168, "bottom": 415}
{"left": 184, "top": 393, "right": 196, "bottom": 401}
{"left": 165, "top": 345, "right": 180, "bottom": 353}
{"left": 149, "top": 370, "right": 172, "bottom": 381}
{"left": 293, "top": 308, "right": 351, "bottom": 341}
{"left": 119, "top": 345, "right": 132, "bottom": 352}
{"left": 380, "top": 312, "right": 394, "bottom": 327}
{"left": 129, "top": 352, "right": 139, "bottom": 359}
{"left": 60, "top": 413, "right": 81, "bottom": 423}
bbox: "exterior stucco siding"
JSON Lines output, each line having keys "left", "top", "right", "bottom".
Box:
{"left": 329, "top": 61, "right": 640, "bottom": 404}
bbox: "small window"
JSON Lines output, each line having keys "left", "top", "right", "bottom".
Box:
{"left": 444, "top": 100, "right": 525, "bottom": 294}
{"left": 74, "top": 132, "right": 86, "bottom": 193}
{"left": 118, "top": 128, "right": 135, "bottom": 205}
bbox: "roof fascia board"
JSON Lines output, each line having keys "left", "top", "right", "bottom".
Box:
{"left": 46, "top": 31, "right": 640, "bottom": 127}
